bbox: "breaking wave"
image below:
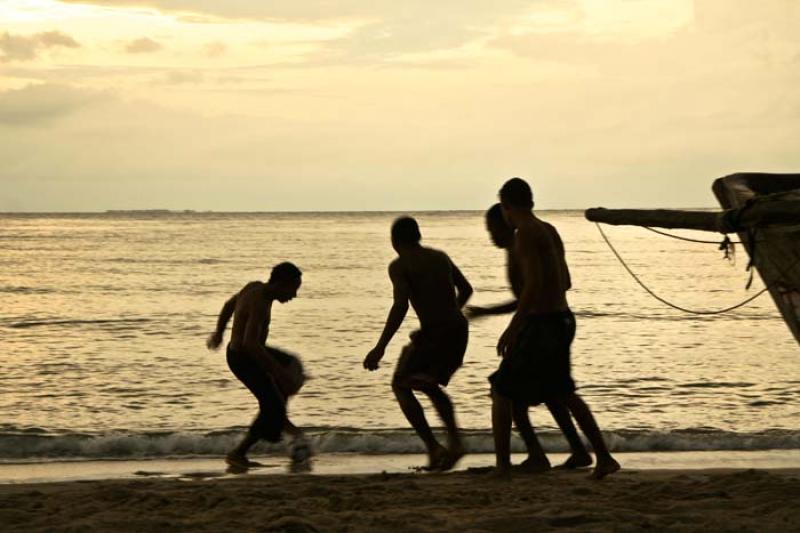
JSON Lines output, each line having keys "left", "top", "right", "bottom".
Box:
{"left": 1, "top": 427, "right": 798, "bottom": 461}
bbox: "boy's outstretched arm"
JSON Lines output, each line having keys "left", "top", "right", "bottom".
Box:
{"left": 363, "top": 262, "right": 409, "bottom": 370}
{"left": 451, "top": 262, "right": 473, "bottom": 309}
{"left": 207, "top": 293, "right": 238, "bottom": 350}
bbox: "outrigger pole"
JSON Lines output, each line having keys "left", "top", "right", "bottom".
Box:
{"left": 585, "top": 173, "right": 800, "bottom": 346}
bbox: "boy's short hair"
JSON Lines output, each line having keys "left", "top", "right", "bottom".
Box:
{"left": 391, "top": 216, "right": 421, "bottom": 245}
{"left": 486, "top": 203, "right": 507, "bottom": 226}
{"left": 499, "top": 177, "right": 534, "bottom": 209}
{"left": 269, "top": 262, "right": 302, "bottom": 283}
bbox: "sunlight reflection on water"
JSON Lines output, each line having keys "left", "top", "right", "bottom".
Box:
{"left": 1, "top": 211, "right": 797, "bottom": 435}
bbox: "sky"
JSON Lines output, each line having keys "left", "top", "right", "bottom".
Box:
{"left": 1, "top": 0, "right": 798, "bottom": 211}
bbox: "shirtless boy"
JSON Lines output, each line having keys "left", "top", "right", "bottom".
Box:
{"left": 364, "top": 217, "right": 472, "bottom": 471}
{"left": 491, "top": 178, "right": 619, "bottom": 479}
{"left": 207, "top": 262, "right": 306, "bottom": 468}
{"left": 469, "top": 203, "right": 592, "bottom": 471}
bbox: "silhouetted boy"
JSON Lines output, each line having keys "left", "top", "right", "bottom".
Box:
{"left": 364, "top": 217, "right": 472, "bottom": 470}
{"left": 207, "top": 262, "right": 307, "bottom": 468}
{"left": 469, "top": 203, "right": 592, "bottom": 471}
{"left": 491, "top": 179, "right": 619, "bottom": 479}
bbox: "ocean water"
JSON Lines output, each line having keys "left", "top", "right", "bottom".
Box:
{"left": 1, "top": 211, "right": 798, "bottom": 460}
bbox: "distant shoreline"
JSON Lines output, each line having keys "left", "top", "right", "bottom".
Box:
{"left": 0, "top": 207, "right": 719, "bottom": 216}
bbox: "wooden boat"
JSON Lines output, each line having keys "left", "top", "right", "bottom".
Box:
{"left": 586, "top": 173, "right": 800, "bottom": 345}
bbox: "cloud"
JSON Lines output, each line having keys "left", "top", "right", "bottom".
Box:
{"left": 57, "top": 0, "right": 531, "bottom": 22}
{"left": 1, "top": 63, "right": 274, "bottom": 91}
{"left": 37, "top": 31, "right": 81, "bottom": 48}
{"left": 310, "top": 18, "right": 482, "bottom": 65}
{"left": 694, "top": 0, "right": 800, "bottom": 39}
{"left": 491, "top": 0, "right": 800, "bottom": 71}
{"left": 125, "top": 37, "right": 163, "bottom": 53}
{"left": 160, "top": 70, "right": 204, "bottom": 84}
{"left": 0, "top": 84, "right": 107, "bottom": 126}
{"left": 203, "top": 41, "right": 226, "bottom": 57}
{"left": 2, "top": 1, "right": 797, "bottom": 211}
{"left": 58, "top": 1, "right": 536, "bottom": 61}
{"left": 0, "top": 31, "right": 80, "bottom": 62}
{"left": 0, "top": 72, "right": 797, "bottom": 212}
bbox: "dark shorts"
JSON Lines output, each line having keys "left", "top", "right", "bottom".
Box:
{"left": 227, "top": 344, "right": 287, "bottom": 443}
{"left": 393, "top": 314, "right": 468, "bottom": 387}
{"left": 489, "top": 310, "right": 577, "bottom": 406}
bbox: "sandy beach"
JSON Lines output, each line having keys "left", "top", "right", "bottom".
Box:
{"left": 4, "top": 0, "right": 800, "bottom": 530}
{"left": 2, "top": 466, "right": 799, "bottom": 532}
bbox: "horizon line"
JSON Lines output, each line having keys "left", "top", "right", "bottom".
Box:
{"left": 0, "top": 206, "right": 720, "bottom": 215}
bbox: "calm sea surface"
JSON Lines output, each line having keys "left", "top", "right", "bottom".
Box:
{"left": 1, "top": 211, "right": 798, "bottom": 459}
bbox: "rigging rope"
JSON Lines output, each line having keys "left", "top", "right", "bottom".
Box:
{"left": 595, "top": 223, "right": 768, "bottom": 315}
{"left": 639, "top": 226, "right": 744, "bottom": 263}
{"left": 642, "top": 226, "right": 743, "bottom": 245}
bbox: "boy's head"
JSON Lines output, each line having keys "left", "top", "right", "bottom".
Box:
{"left": 485, "top": 203, "right": 514, "bottom": 248}
{"left": 499, "top": 177, "right": 534, "bottom": 211}
{"left": 268, "top": 262, "right": 302, "bottom": 303}
{"left": 391, "top": 216, "right": 421, "bottom": 252}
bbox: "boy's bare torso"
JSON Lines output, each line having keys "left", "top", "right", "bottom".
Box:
{"left": 229, "top": 282, "right": 271, "bottom": 352}
{"left": 513, "top": 219, "right": 570, "bottom": 314}
{"left": 392, "top": 247, "right": 462, "bottom": 328}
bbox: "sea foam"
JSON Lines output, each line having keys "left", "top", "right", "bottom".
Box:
{"left": 1, "top": 427, "right": 798, "bottom": 461}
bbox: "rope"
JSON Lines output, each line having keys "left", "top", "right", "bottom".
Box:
{"left": 595, "top": 223, "right": 769, "bottom": 315}
{"left": 642, "top": 226, "right": 743, "bottom": 245}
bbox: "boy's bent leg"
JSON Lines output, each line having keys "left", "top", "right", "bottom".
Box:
{"left": 491, "top": 388, "right": 513, "bottom": 474}
{"left": 545, "top": 401, "right": 592, "bottom": 469}
{"left": 563, "top": 393, "right": 620, "bottom": 479}
{"left": 226, "top": 360, "right": 286, "bottom": 466}
{"left": 228, "top": 426, "right": 260, "bottom": 467}
{"left": 283, "top": 419, "right": 303, "bottom": 438}
{"left": 392, "top": 380, "right": 446, "bottom": 468}
{"left": 421, "top": 385, "right": 464, "bottom": 470}
{"left": 228, "top": 406, "right": 281, "bottom": 468}
{"left": 511, "top": 403, "right": 550, "bottom": 472}
{"left": 251, "top": 374, "right": 288, "bottom": 443}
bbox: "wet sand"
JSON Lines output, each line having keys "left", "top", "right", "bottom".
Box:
{"left": 2, "top": 467, "right": 799, "bottom": 532}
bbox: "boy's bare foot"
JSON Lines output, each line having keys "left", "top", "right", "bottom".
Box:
{"left": 289, "top": 435, "right": 313, "bottom": 464}
{"left": 225, "top": 452, "right": 264, "bottom": 469}
{"left": 438, "top": 444, "right": 466, "bottom": 472}
{"left": 518, "top": 456, "right": 552, "bottom": 474}
{"left": 288, "top": 459, "right": 313, "bottom": 474}
{"left": 420, "top": 445, "right": 449, "bottom": 471}
{"left": 554, "top": 452, "right": 593, "bottom": 470}
{"left": 591, "top": 456, "right": 621, "bottom": 480}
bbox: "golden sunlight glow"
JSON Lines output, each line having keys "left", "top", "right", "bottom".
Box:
{"left": 0, "top": 0, "right": 798, "bottom": 211}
